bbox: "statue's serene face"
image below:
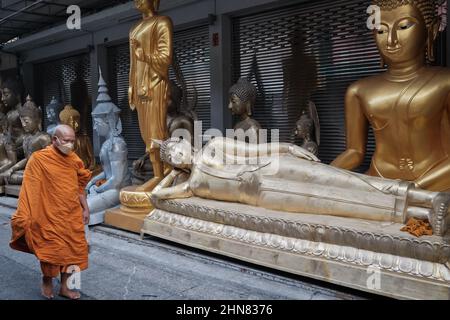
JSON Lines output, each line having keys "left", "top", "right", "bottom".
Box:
{"left": 20, "top": 116, "right": 39, "bottom": 133}
{"left": 375, "top": 4, "right": 427, "bottom": 65}
{"left": 1, "top": 88, "right": 19, "bottom": 108}
{"left": 93, "top": 116, "right": 110, "bottom": 138}
{"left": 166, "top": 140, "right": 193, "bottom": 169}
{"left": 134, "top": 0, "right": 155, "bottom": 13}
{"left": 228, "top": 94, "right": 248, "bottom": 116}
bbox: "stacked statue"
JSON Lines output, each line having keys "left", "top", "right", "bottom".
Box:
{"left": 59, "top": 104, "right": 96, "bottom": 171}
{"left": 1, "top": 95, "right": 51, "bottom": 185}
{"left": 45, "top": 96, "right": 62, "bottom": 136}
{"left": 332, "top": 0, "right": 450, "bottom": 193}
{"left": 86, "top": 71, "right": 131, "bottom": 225}
{"left": 129, "top": 0, "right": 173, "bottom": 192}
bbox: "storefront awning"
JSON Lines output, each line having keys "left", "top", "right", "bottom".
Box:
{"left": 0, "top": 0, "right": 127, "bottom": 45}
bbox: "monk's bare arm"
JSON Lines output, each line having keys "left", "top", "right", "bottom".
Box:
{"left": 331, "top": 84, "right": 368, "bottom": 169}
{"left": 79, "top": 193, "right": 89, "bottom": 225}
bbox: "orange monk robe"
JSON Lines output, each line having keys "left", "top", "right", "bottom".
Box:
{"left": 10, "top": 145, "right": 92, "bottom": 273}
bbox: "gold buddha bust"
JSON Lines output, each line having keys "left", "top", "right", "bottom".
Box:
{"left": 332, "top": 0, "right": 450, "bottom": 192}
{"left": 59, "top": 105, "right": 96, "bottom": 171}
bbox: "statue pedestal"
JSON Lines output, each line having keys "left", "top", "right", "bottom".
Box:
{"left": 142, "top": 197, "right": 450, "bottom": 300}
{"left": 104, "top": 186, "right": 153, "bottom": 233}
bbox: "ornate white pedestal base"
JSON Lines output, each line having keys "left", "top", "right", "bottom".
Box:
{"left": 142, "top": 198, "right": 450, "bottom": 300}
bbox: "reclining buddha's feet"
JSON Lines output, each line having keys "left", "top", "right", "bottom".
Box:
{"left": 431, "top": 192, "right": 450, "bottom": 237}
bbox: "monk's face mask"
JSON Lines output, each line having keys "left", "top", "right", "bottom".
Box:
{"left": 56, "top": 136, "right": 74, "bottom": 155}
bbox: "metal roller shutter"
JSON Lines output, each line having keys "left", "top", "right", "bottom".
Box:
{"left": 232, "top": 0, "right": 445, "bottom": 170}
{"left": 107, "top": 24, "right": 211, "bottom": 160}
{"left": 34, "top": 53, "right": 93, "bottom": 140}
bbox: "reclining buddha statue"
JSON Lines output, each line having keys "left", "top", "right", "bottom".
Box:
{"left": 151, "top": 137, "right": 449, "bottom": 236}
{"left": 332, "top": 0, "right": 450, "bottom": 192}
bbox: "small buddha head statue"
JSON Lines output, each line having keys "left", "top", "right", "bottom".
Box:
{"left": 228, "top": 78, "right": 257, "bottom": 117}
{"left": 135, "top": 0, "right": 160, "bottom": 13}
{"left": 295, "top": 111, "right": 314, "bottom": 141}
{"left": 158, "top": 137, "right": 193, "bottom": 170}
{"left": 19, "top": 95, "right": 42, "bottom": 134}
{"left": 372, "top": 0, "right": 445, "bottom": 65}
{"left": 46, "top": 96, "right": 62, "bottom": 125}
{"left": 59, "top": 105, "right": 81, "bottom": 134}
{"left": 1, "top": 79, "right": 22, "bottom": 109}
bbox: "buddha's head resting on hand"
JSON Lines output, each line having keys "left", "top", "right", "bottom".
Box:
{"left": 135, "top": 0, "right": 160, "bottom": 13}
{"left": 19, "top": 95, "right": 42, "bottom": 134}
{"left": 159, "top": 137, "right": 193, "bottom": 170}
{"left": 228, "top": 78, "right": 257, "bottom": 117}
{"left": 372, "top": 0, "right": 445, "bottom": 64}
{"left": 59, "top": 105, "right": 81, "bottom": 134}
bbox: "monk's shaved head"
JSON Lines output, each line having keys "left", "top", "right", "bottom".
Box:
{"left": 52, "top": 124, "right": 76, "bottom": 151}
{"left": 54, "top": 124, "right": 75, "bottom": 138}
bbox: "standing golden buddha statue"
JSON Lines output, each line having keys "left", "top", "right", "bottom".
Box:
{"left": 59, "top": 105, "right": 96, "bottom": 171}
{"left": 332, "top": 0, "right": 450, "bottom": 192}
{"left": 129, "top": 0, "right": 173, "bottom": 192}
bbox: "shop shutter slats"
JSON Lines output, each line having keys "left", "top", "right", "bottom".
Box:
{"left": 232, "top": 0, "right": 382, "bottom": 170}
{"left": 34, "top": 53, "right": 93, "bottom": 140}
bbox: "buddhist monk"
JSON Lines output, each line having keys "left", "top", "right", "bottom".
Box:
{"left": 10, "top": 125, "right": 92, "bottom": 300}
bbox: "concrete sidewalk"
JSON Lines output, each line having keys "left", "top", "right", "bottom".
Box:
{"left": 0, "top": 204, "right": 373, "bottom": 300}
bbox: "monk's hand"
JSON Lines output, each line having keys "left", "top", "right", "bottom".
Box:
{"left": 83, "top": 209, "right": 90, "bottom": 225}
{"left": 288, "top": 145, "right": 320, "bottom": 162}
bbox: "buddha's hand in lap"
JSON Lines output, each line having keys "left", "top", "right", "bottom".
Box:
{"left": 288, "top": 145, "right": 320, "bottom": 162}
{"left": 88, "top": 185, "right": 99, "bottom": 196}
